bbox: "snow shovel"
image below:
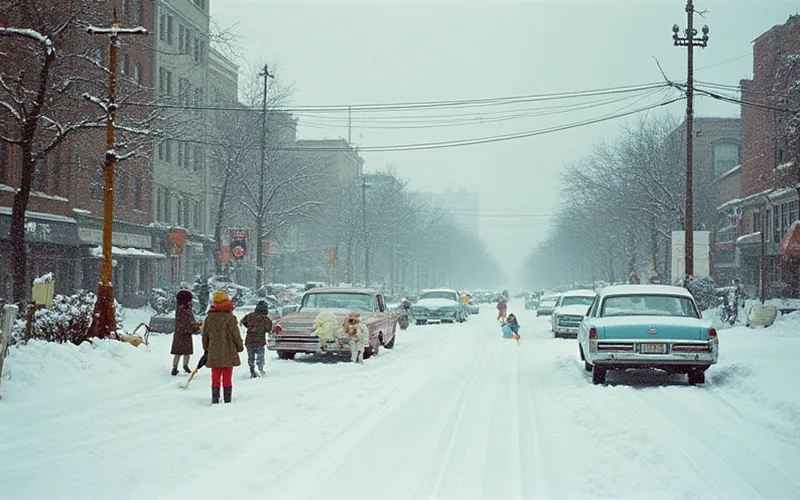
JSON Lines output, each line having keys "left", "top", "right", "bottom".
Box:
{"left": 180, "top": 352, "right": 207, "bottom": 389}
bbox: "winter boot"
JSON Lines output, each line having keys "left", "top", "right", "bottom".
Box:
{"left": 223, "top": 386, "right": 233, "bottom": 403}
{"left": 211, "top": 387, "right": 221, "bottom": 404}
{"left": 259, "top": 367, "right": 265, "bottom": 376}
{"left": 171, "top": 368, "right": 179, "bottom": 376}
{"left": 183, "top": 365, "right": 191, "bottom": 374}
{"left": 250, "top": 367, "right": 258, "bottom": 378}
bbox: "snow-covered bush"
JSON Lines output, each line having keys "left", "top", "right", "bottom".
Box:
{"left": 27, "top": 291, "right": 96, "bottom": 345}
{"left": 683, "top": 276, "right": 718, "bottom": 311}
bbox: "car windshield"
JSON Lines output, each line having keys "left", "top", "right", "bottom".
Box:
{"left": 420, "top": 291, "right": 457, "bottom": 301}
{"left": 600, "top": 295, "right": 698, "bottom": 318}
{"left": 541, "top": 296, "right": 558, "bottom": 304}
{"left": 561, "top": 296, "right": 595, "bottom": 307}
{"left": 300, "top": 292, "right": 374, "bottom": 312}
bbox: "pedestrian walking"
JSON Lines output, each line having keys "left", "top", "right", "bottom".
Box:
{"left": 497, "top": 292, "right": 509, "bottom": 325}
{"left": 502, "top": 313, "right": 521, "bottom": 343}
{"left": 240, "top": 300, "right": 273, "bottom": 378}
{"left": 171, "top": 290, "right": 201, "bottom": 376}
{"left": 628, "top": 270, "right": 641, "bottom": 284}
{"left": 343, "top": 311, "right": 369, "bottom": 364}
{"left": 201, "top": 291, "right": 244, "bottom": 404}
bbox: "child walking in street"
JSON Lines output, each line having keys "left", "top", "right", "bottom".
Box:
{"left": 502, "top": 313, "right": 521, "bottom": 343}
{"left": 171, "top": 290, "right": 201, "bottom": 376}
{"left": 343, "top": 311, "right": 369, "bottom": 364}
{"left": 240, "top": 300, "right": 273, "bottom": 378}
{"left": 201, "top": 291, "right": 244, "bottom": 404}
{"left": 497, "top": 291, "right": 509, "bottom": 325}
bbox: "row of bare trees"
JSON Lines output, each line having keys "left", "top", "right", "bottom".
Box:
{"left": 523, "top": 115, "right": 687, "bottom": 290}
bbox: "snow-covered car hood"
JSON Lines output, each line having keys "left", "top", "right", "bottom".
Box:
{"left": 414, "top": 298, "right": 459, "bottom": 310}
{"left": 538, "top": 301, "right": 557, "bottom": 309}
{"left": 554, "top": 304, "right": 591, "bottom": 317}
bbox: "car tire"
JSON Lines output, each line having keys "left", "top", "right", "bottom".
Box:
{"left": 592, "top": 365, "right": 606, "bottom": 385}
{"left": 687, "top": 369, "right": 705, "bottom": 385}
{"left": 277, "top": 351, "right": 296, "bottom": 360}
{"left": 585, "top": 361, "right": 593, "bottom": 372}
{"left": 384, "top": 333, "right": 395, "bottom": 349}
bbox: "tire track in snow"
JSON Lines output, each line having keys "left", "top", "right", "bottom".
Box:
{"left": 634, "top": 387, "right": 800, "bottom": 497}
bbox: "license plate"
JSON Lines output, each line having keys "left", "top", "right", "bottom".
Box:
{"left": 640, "top": 343, "right": 666, "bottom": 354}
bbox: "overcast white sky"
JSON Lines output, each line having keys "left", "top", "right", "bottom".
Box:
{"left": 211, "top": 0, "right": 799, "bottom": 288}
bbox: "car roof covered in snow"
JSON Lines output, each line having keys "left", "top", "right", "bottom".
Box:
{"left": 304, "top": 287, "right": 379, "bottom": 295}
{"left": 421, "top": 288, "right": 458, "bottom": 294}
{"left": 561, "top": 289, "right": 597, "bottom": 297}
{"left": 598, "top": 284, "right": 692, "bottom": 298}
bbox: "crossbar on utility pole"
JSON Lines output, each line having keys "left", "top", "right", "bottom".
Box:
{"left": 86, "top": 8, "right": 147, "bottom": 339}
{"left": 673, "top": 0, "right": 708, "bottom": 282}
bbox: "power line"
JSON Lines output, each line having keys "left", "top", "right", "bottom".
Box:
{"left": 122, "top": 82, "right": 670, "bottom": 114}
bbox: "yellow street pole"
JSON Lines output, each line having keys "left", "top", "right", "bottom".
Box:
{"left": 87, "top": 8, "right": 147, "bottom": 339}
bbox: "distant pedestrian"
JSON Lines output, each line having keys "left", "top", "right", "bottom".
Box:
{"left": 343, "top": 311, "right": 369, "bottom": 364}
{"left": 171, "top": 290, "right": 201, "bottom": 376}
{"left": 497, "top": 293, "right": 509, "bottom": 324}
{"left": 240, "top": 300, "right": 273, "bottom": 378}
{"left": 201, "top": 291, "right": 244, "bottom": 404}
{"left": 628, "top": 271, "right": 641, "bottom": 284}
{"left": 502, "top": 313, "right": 520, "bottom": 343}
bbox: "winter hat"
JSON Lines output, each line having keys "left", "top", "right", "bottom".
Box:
{"left": 212, "top": 291, "right": 230, "bottom": 304}
{"left": 255, "top": 300, "right": 269, "bottom": 314}
{"left": 176, "top": 290, "right": 193, "bottom": 305}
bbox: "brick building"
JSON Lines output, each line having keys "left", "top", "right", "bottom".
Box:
{"left": 719, "top": 15, "right": 800, "bottom": 297}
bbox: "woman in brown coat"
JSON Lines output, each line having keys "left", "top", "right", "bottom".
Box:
{"left": 201, "top": 291, "right": 244, "bottom": 404}
{"left": 171, "top": 290, "right": 200, "bottom": 376}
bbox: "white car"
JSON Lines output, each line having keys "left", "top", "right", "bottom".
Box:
{"left": 551, "top": 290, "right": 597, "bottom": 338}
{"left": 410, "top": 289, "right": 468, "bottom": 324}
{"left": 536, "top": 294, "right": 561, "bottom": 316}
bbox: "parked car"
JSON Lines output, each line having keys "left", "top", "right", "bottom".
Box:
{"left": 551, "top": 290, "right": 597, "bottom": 338}
{"left": 268, "top": 288, "right": 397, "bottom": 360}
{"left": 410, "top": 289, "right": 468, "bottom": 324}
{"left": 578, "top": 284, "right": 718, "bottom": 385}
{"left": 536, "top": 294, "right": 561, "bottom": 316}
{"left": 525, "top": 293, "right": 539, "bottom": 310}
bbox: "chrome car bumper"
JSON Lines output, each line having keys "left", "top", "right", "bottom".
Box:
{"left": 554, "top": 327, "right": 579, "bottom": 338}
{"left": 587, "top": 339, "right": 718, "bottom": 367}
{"left": 267, "top": 334, "right": 354, "bottom": 354}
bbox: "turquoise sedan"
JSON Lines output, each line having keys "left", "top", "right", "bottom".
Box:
{"left": 578, "top": 284, "right": 718, "bottom": 385}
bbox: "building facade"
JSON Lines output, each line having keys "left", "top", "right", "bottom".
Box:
{"left": 718, "top": 16, "right": 800, "bottom": 297}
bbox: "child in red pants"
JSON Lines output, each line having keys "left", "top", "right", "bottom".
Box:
{"left": 201, "top": 291, "right": 244, "bottom": 404}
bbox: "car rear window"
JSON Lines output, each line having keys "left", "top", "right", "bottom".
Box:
{"left": 420, "top": 291, "right": 457, "bottom": 301}
{"left": 600, "top": 294, "right": 698, "bottom": 318}
{"left": 561, "top": 296, "right": 595, "bottom": 307}
{"left": 301, "top": 293, "right": 374, "bottom": 311}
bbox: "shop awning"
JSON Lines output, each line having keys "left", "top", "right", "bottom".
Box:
{"left": 90, "top": 246, "right": 166, "bottom": 259}
{"left": 779, "top": 222, "right": 800, "bottom": 257}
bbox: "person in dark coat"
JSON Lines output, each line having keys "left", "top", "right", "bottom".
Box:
{"left": 171, "top": 290, "right": 201, "bottom": 376}
{"left": 201, "top": 291, "right": 244, "bottom": 404}
{"left": 240, "top": 300, "right": 273, "bottom": 378}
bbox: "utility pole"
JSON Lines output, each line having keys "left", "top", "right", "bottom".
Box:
{"left": 255, "top": 64, "right": 274, "bottom": 289}
{"left": 348, "top": 105, "right": 352, "bottom": 145}
{"left": 86, "top": 8, "right": 147, "bottom": 339}
{"left": 673, "top": 0, "right": 709, "bottom": 281}
{"left": 360, "top": 177, "right": 371, "bottom": 286}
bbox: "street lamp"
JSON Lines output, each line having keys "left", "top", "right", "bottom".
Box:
{"left": 672, "top": 0, "right": 709, "bottom": 281}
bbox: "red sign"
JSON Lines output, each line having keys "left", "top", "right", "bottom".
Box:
{"left": 229, "top": 229, "right": 249, "bottom": 261}
{"left": 169, "top": 228, "right": 186, "bottom": 247}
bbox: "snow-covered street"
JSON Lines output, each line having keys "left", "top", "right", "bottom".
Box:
{"left": 1, "top": 301, "right": 799, "bottom": 500}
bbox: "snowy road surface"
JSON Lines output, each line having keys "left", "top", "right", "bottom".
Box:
{"left": 1, "top": 301, "right": 800, "bottom": 499}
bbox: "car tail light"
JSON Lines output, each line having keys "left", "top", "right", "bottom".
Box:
{"left": 589, "top": 328, "right": 597, "bottom": 340}
{"left": 272, "top": 324, "right": 282, "bottom": 334}
{"left": 709, "top": 328, "right": 717, "bottom": 339}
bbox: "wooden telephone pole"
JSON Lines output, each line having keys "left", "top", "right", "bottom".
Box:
{"left": 673, "top": 0, "right": 709, "bottom": 280}
{"left": 86, "top": 9, "right": 147, "bottom": 339}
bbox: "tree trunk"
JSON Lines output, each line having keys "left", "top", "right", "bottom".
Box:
{"left": 10, "top": 146, "right": 33, "bottom": 305}
{"left": 214, "top": 172, "right": 232, "bottom": 275}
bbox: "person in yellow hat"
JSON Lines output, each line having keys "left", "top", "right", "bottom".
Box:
{"left": 201, "top": 291, "right": 244, "bottom": 404}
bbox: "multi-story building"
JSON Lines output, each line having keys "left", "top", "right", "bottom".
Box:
{"left": 0, "top": 0, "right": 158, "bottom": 304}
{"left": 720, "top": 15, "right": 800, "bottom": 296}
{"left": 150, "top": 0, "right": 214, "bottom": 286}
